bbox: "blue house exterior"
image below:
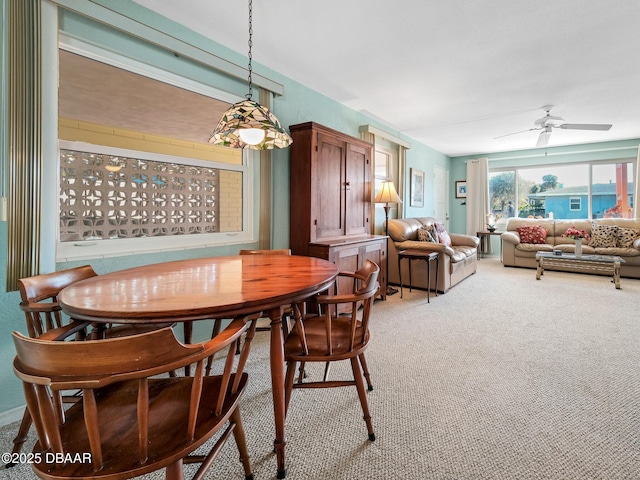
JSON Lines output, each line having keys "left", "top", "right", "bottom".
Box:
{"left": 527, "top": 183, "right": 633, "bottom": 219}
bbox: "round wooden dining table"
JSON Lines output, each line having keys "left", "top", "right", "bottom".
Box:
{"left": 59, "top": 254, "right": 339, "bottom": 479}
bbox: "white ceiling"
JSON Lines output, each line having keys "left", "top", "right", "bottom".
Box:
{"left": 132, "top": 0, "right": 640, "bottom": 157}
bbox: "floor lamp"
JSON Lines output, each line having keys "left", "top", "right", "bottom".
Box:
{"left": 374, "top": 180, "right": 402, "bottom": 296}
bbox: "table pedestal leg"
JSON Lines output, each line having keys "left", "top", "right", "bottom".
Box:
{"left": 268, "top": 306, "right": 287, "bottom": 479}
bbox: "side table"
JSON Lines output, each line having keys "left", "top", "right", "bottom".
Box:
{"left": 476, "top": 231, "right": 502, "bottom": 259}
{"left": 398, "top": 250, "right": 439, "bottom": 302}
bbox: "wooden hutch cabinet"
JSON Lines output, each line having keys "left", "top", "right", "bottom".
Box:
{"left": 289, "top": 122, "right": 387, "bottom": 299}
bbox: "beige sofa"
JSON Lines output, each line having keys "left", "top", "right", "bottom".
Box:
{"left": 386, "top": 217, "right": 479, "bottom": 293}
{"left": 502, "top": 218, "right": 640, "bottom": 278}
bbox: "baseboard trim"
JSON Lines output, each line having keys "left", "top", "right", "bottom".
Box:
{"left": 0, "top": 405, "right": 25, "bottom": 428}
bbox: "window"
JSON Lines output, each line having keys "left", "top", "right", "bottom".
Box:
{"left": 57, "top": 142, "right": 251, "bottom": 260}
{"left": 591, "top": 162, "right": 634, "bottom": 219}
{"left": 489, "top": 160, "right": 635, "bottom": 220}
{"left": 60, "top": 146, "right": 245, "bottom": 242}
{"left": 56, "top": 47, "right": 255, "bottom": 261}
{"left": 489, "top": 171, "right": 516, "bottom": 218}
{"left": 569, "top": 197, "right": 581, "bottom": 211}
{"left": 374, "top": 147, "right": 393, "bottom": 194}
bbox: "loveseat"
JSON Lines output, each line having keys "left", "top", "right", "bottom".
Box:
{"left": 386, "top": 217, "right": 479, "bottom": 293}
{"left": 501, "top": 217, "right": 640, "bottom": 278}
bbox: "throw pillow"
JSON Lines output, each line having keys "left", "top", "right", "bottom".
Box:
{"left": 434, "top": 222, "right": 452, "bottom": 247}
{"left": 417, "top": 226, "right": 437, "bottom": 243}
{"left": 589, "top": 223, "right": 618, "bottom": 248}
{"left": 516, "top": 225, "right": 548, "bottom": 244}
{"left": 616, "top": 226, "right": 638, "bottom": 248}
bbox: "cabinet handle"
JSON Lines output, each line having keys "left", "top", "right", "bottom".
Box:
{"left": 345, "top": 181, "right": 351, "bottom": 190}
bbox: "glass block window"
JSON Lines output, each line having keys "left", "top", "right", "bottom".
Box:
{"left": 60, "top": 148, "right": 233, "bottom": 242}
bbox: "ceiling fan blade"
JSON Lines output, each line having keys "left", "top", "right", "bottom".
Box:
{"left": 559, "top": 123, "right": 612, "bottom": 131}
{"left": 536, "top": 129, "right": 550, "bottom": 147}
{"left": 494, "top": 128, "right": 538, "bottom": 140}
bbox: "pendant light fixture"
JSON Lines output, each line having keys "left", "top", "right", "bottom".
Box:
{"left": 209, "top": 0, "right": 292, "bottom": 150}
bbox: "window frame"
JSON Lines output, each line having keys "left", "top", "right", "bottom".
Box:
{"left": 54, "top": 40, "right": 257, "bottom": 262}
{"left": 569, "top": 197, "right": 582, "bottom": 211}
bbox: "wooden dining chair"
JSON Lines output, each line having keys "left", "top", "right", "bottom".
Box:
{"left": 18, "top": 265, "right": 172, "bottom": 341}
{"left": 8, "top": 265, "right": 172, "bottom": 464}
{"left": 12, "top": 318, "right": 257, "bottom": 480}
{"left": 283, "top": 259, "right": 380, "bottom": 442}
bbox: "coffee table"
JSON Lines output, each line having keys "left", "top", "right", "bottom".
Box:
{"left": 535, "top": 252, "right": 625, "bottom": 289}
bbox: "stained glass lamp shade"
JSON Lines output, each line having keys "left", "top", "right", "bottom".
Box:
{"left": 209, "top": 99, "right": 292, "bottom": 150}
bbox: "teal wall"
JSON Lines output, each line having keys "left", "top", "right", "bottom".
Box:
{"left": 449, "top": 139, "right": 640, "bottom": 234}
{"left": 0, "top": 0, "right": 443, "bottom": 417}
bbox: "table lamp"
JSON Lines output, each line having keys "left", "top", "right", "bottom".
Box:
{"left": 374, "top": 180, "right": 403, "bottom": 295}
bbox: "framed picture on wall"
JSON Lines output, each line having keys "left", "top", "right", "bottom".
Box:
{"left": 455, "top": 180, "right": 467, "bottom": 199}
{"left": 410, "top": 168, "right": 425, "bottom": 207}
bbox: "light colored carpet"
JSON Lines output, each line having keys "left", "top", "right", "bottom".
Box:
{"left": 1, "top": 257, "right": 639, "bottom": 479}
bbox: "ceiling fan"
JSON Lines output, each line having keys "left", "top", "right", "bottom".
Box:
{"left": 496, "top": 105, "right": 612, "bottom": 147}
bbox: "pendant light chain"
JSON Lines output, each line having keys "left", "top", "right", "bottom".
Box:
{"left": 209, "top": 0, "right": 293, "bottom": 149}
{"left": 246, "top": 0, "right": 254, "bottom": 100}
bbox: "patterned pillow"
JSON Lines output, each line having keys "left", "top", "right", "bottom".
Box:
{"left": 516, "top": 225, "right": 548, "bottom": 244}
{"left": 434, "top": 222, "right": 452, "bottom": 247}
{"left": 417, "top": 226, "right": 438, "bottom": 243}
{"left": 616, "top": 227, "right": 638, "bottom": 248}
{"left": 589, "top": 223, "right": 618, "bottom": 248}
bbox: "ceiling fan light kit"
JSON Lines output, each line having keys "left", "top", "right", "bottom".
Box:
{"left": 498, "top": 105, "right": 612, "bottom": 148}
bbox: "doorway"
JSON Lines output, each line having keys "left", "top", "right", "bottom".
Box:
{"left": 433, "top": 166, "right": 450, "bottom": 229}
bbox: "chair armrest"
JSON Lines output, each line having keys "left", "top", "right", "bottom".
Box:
{"left": 396, "top": 240, "right": 445, "bottom": 253}
{"left": 336, "top": 271, "right": 368, "bottom": 282}
{"left": 37, "top": 321, "right": 93, "bottom": 341}
{"left": 20, "top": 301, "right": 62, "bottom": 313}
{"left": 395, "top": 240, "right": 455, "bottom": 256}
{"left": 633, "top": 238, "right": 640, "bottom": 250}
{"left": 449, "top": 233, "right": 479, "bottom": 248}
{"left": 501, "top": 231, "right": 521, "bottom": 246}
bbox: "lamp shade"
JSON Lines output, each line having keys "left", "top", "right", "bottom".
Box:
{"left": 209, "top": 99, "right": 293, "bottom": 150}
{"left": 374, "top": 180, "right": 402, "bottom": 204}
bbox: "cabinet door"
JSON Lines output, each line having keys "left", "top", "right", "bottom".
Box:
{"left": 315, "top": 133, "right": 345, "bottom": 240}
{"left": 344, "top": 142, "right": 370, "bottom": 236}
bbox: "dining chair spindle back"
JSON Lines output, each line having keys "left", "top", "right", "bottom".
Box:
{"left": 283, "top": 259, "right": 380, "bottom": 441}
{"left": 8, "top": 265, "right": 174, "bottom": 465}
{"left": 12, "top": 319, "right": 257, "bottom": 480}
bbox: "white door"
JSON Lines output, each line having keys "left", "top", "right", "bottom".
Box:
{"left": 433, "top": 166, "right": 449, "bottom": 230}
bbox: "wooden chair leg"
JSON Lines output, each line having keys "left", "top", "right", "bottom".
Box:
{"left": 284, "top": 361, "right": 297, "bottom": 415}
{"left": 7, "top": 408, "right": 32, "bottom": 466}
{"left": 230, "top": 409, "right": 254, "bottom": 480}
{"left": 322, "top": 361, "right": 332, "bottom": 381}
{"left": 297, "top": 361, "right": 307, "bottom": 383}
{"left": 358, "top": 353, "right": 374, "bottom": 391}
{"left": 350, "top": 356, "right": 375, "bottom": 441}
